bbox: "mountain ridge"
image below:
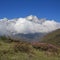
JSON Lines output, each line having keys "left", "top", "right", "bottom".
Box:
{"left": 40, "top": 29, "right": 60, "bottom": 46}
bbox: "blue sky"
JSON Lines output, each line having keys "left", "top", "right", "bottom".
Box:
{"left": 0, "top": 0, "right": 60, "bottom": 22}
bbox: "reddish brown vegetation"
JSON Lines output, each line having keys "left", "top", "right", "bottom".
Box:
{"left": 31, "top": 42, "right": 59, "bottom": 56}
{"left": 14, "top": 42, "right": 33, "bottom": 53}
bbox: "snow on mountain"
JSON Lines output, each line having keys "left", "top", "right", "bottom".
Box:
{"left": 0, "top": 15, "right": 60, "bottom": 39}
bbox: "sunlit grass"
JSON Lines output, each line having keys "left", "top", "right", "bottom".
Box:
{"left": 0, "top": 36, "right": 60, "bottom": 60}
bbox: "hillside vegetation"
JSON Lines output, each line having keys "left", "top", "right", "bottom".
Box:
{"left": 41, "top": 29, "right": 60, "bottom": 46}
{"left": 0, "top": 29, "right": 60, "bottom": 60}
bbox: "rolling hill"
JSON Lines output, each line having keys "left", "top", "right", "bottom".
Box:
{"left": 41, "top": 29, "right": 60, "bottom": 46}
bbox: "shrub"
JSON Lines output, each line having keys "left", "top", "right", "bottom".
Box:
{"left": 14, "top": 42, "right": 33, "bottom": 53}
{"left": 32, "top": 42, "right": 60, "bottom": 56}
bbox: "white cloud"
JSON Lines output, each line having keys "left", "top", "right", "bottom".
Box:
{"left": 0, "top": 15, "right": 60, "bottom": 35}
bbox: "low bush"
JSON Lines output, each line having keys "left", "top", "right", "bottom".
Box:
{"left": 32, "top": 42, "right": 60, "bottom": 56}
{"left": 14, "top": 42, "right": 34, "bottom": 53}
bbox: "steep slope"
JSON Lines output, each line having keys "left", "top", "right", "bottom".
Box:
{"left": 41, "top": 29, "right": 60, "bottom": 46}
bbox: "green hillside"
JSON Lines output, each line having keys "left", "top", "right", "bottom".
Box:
{"left": 0, "top": 34, "right": 60, "bottom": 60}
{"left": 41, "top": 29, "right": 60, "bottom": 46}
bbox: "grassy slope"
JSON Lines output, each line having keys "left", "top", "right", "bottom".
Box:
{"left": 41, "top": 29, "right": 60, "bottom": 46}
{"left": 0, "top": 36, "right": 60, "bottom": 60}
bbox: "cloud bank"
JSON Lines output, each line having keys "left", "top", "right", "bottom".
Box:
{"left": 0, "top": 15, "right": 60, "bottom": 36}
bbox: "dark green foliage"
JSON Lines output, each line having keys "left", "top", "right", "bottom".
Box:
{"left": 0, "top": 36, "right": 7, "bottom": 40}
